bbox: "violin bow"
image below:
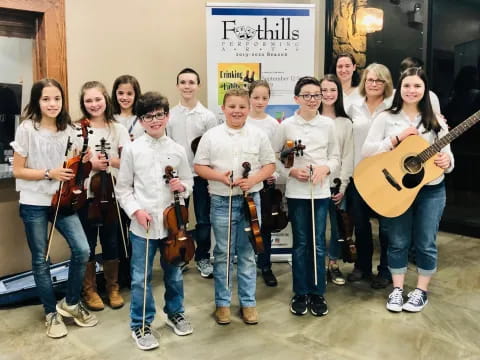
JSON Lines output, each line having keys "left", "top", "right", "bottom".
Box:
{"left": 226, "top": 171, "right": 234, "bottom": 291}
{"left": 142, "top": 221, "right": 150, "bottom": 337}
{"left": 45, "top": 136, "right": 73, "bottom": 261}
{"left": 309, "top": 165, "right": 318, "bottom": 286}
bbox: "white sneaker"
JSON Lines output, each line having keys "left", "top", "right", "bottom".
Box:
{"left": 386, "top": 287, "right": 404, "bottom": 312}
{"left": 45, "top": 312, "right": 67, "bottom": 339}
{"left": 131, "top": 325, "right": 159, "bottom": 351}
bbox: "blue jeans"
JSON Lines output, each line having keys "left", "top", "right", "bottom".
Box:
{"left": 327, "top": 197, "right": 346, "bottom": 261}
{"left": 287, "top": 198, "right": 328, "bottom": 296}
{"left": 349, "top": 181, "right": 390, "bottom": 278}
{"left": 211, "top": 193, "right": 260, "bottom": 307}
{"left": 193, "top": 176, "right": 212, "bottom": 261}
{"left": 19, "top": 204, "right": 90, "bottom": 314}
{"left": 129, "top": 232, "right": 184, "bottom": 330}
{"left": 384, "top": 182, "right": 446, "bottom": 276}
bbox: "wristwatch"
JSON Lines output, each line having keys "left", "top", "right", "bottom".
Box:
{"left": 44, "top": 169, "right": 51, "bottom": 180}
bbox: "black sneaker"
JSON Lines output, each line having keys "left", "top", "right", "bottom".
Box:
{"left": 371, "top": 274, "right": 393, "bottom": 289}
{"left": 290, "top": 295, "right": 308, "bottom": 316}
{"left": 309, "top": 294, "right": 328, "bottom": 316}
{"left": 403, "top": 288, "right": 428, "bottom": 312}
{"left": 347, "top": 268, "right": 371, "bottom": 282}
{"left": 261, "top": 269, "right": 278, "bottom": 287}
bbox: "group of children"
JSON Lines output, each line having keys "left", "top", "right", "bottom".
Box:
{"left": 11, "top": 59, "right": 453, "bottom": 350}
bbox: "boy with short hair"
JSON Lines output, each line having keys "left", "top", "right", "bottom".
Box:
{"left": 116, "top": 92, "right": 194, "bottom": 350}
{"left": 194, "top": 88, "right": 275, "bottom": 325}
{"left": 272, "top": 76, "right": 339, "bottom": 317}
{"left": 167, "top": 68, "right": 218, "bottom": 279}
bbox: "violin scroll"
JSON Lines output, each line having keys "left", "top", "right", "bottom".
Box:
{"left": 280, "top": 139, "right": 305, "bottom": 168}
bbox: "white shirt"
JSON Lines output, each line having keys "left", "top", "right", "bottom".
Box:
{"left": 10, "top": 120, "right": 82, "bottom": 206}
{"left": 272, "top": 113, "right": 340, "bottom": 199}
{"left": 329, "top": 116, "right": 354, "bottom": 194}
{"left": 116, "top": 134, "right": 193, "bottom": 239}
{"left": 246, "top": 114, "right": 279, "bottom": 142}
{"left": 343, "top": 87, "right": 363, "bottom": 113}
{"left": 349, "top": 98, "right": 392, "bottom": 166}
{"left": 114, "top": 114, "right": 145, "bottom": 140}
{"left": 167, "top": 101, "right": 218, "bottom": 173}
{"left": 85, "top": 121, "right": 130, "bottom": 198}
{"left": 362, "top": 111, "right": 454, "bottom": 185}
{"left": 194, "top": 123, "right": 276, "bottom": 196}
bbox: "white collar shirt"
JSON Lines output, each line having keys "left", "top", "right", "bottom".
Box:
{"left": 349, "top": 98, "right": 392, "bottom": 166}
{"left": 362, "top": 111, "right": 454, "bottom": 185}
{"left": 272, "top": 113, "right": 340, "bottom": 199}
{"left": 193, "top": 123, "right": 275, "bottom": 196}
{"left": 115, "top": 133, "right": 193, "bottom": 239}
{"left": 167, "top": 101, "right": 218, "bottom": 173}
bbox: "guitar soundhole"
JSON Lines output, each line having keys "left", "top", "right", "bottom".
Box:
{"left": 402, "top": 168, "right": 424, "bottom": 189}
{"left": 403, "top": 156, "right": 422, "bottom": 174}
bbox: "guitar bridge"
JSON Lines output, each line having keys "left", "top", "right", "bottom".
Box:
{"left": 382, "top": 169, "right": 402, "bottom": 191}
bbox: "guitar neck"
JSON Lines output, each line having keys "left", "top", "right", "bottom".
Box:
{"left": 418, "top": 110, "right": 480, "bottom": 162}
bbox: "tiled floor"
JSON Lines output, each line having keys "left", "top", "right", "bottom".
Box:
{"left": 1, "top": 231, "right": 479, "bottom": 360}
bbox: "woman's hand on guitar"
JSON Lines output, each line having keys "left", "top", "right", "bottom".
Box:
{"left": 134, "top": 209, "right": 152, "bottom": 230}
{"left": 289, "top": 167, "right": 309, "bottom": 182}
{"left": 434, "top": 152, "right": 451, "bottom": 169}
{"left": 50, "top": 167, "right": 74, "bottom": 181}
{"left": 310, "top": 165, "right": 330, "bottom": 185}
{"left": 91, "top": 153, "right": 109, "bottom": 171}
{"left": 168, "top": 177, "right": 186, "bottom": 193}
{"left": 331, "top": 192, "right": 344, "bottom": 205}
{"left": 398, "top": 126, "right": 418, "bottom": 141}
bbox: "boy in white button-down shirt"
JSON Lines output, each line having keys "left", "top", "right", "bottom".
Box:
{"left": 272, "top": 76, "right": 339, "bottom": 318}
{"left": 167, "top": 68, "right": 218, "bottom": 279}
{"left": 116, "top": 92, "right": 194, "bottom": 351}
{"left": 194, "top": 88, "right": 275, "bottom": 326}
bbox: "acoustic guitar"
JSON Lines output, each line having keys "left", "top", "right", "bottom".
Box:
{"left": 353, "top": 110, "right": 480, "bottom": 218}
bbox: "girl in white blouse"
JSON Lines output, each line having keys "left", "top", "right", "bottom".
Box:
{"left": 362, "top": 67, "right": 453, "bottom": 313}
{"left": 11, "top": 79, "right": 97, "bottom": 338}
{"left": 112, "top": 75, "right": 144, "bottom": 140}
{"left": 318, "top": 74, "right": 353, "bottom": 286}
{"left": 77, "top": 81, "right": 129, "bottom": 311}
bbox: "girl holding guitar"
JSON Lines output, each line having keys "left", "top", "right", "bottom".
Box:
{"left": 362, "top": 67, "right": 453, "bottom": 313}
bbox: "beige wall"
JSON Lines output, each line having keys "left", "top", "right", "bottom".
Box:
{"left": 0, "top": 0, "right": 325, "bottom": 277}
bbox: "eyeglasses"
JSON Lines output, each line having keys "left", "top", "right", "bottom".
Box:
{"left": 141, "top": 112, "right": 168, "bottom": 122}
{"left": 365, "top": 78, "right": 386, "bottom": 85}
{"left": 298, "top": 93, "right": 322, "bottom": 101}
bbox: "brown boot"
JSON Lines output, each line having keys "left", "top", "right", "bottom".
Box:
{"left": 241, "top": 306, "right": 258, "bottom": 325}
{"left": 215, "top": 306, "right": 231, "bottom": 325}
{"left": 103, "top": 259, "right": 124, "bottom": 309}
{"left": 82, "top": 261, "right": 104, "bottom": 311}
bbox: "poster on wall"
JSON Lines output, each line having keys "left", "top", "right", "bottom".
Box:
{"left": 206, "top": 3, "right": 316, "bottom": 260}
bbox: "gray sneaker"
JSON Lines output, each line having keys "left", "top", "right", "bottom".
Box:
{"left": 45, "top": 312, "right": 67, "bottom": 339}
{"left": 131, "top": 325, "right": 159, "bottom": 351}
{"left": 196, "top": 259, "right": 213, "bottom": 278}
{"left": 56, "top": 298, "right": 98, "bottom": 327}
{"left": 166, "top": 313, "right": 193, "bottom": 336}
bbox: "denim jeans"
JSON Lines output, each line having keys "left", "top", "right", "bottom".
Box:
{"left": 129, "top": 232, "right": 184, "bottom": 330}
{"left": 349, "top": 181, "right": 390, "bottom": 278}
{"left": 78, "top": 200, "right": 119, "bottom": 261}
{"left": 211, "top": 193, "right": 260, "bottom": 307}
{"left": 384, "top": 182, "right": 446, "bottom": 276}
{"left": 193, "top": 176, "right": 212, "bottom": 261}
{"left": 19, "top": 204, "right": 90, "bottom": 314}
{"left": 287, "top": 197, "right": 328, "bottom": 296}
{"left": 327, "top": 197, "right": 346, "bottom": 261}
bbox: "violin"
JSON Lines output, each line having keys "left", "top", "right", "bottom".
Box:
{"left": 280, "top": 139, "right": 305, "bottom": 168}
{"left": 260, "top": 180, "right": 289, "bottom": 233}
{"left": 51, "top": 119, "right": 92, "bottom": 214}
{"left": 241, "top": 162, "right": 264, "bottom": 254}
{"left": 331, "top": 178, "right": 356, "bottom": 263}
{"left": 162, "top": 165, "right": 195, "bottom": 266}
{"left": 87, "top": 138, "right": 118, "bottom": 225}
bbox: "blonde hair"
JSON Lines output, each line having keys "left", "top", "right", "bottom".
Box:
{"left": 359, "top": 63, "right": 393, "bottom": 98}
{"left": 222, "top": 88, "right": 249, "bottom": 105}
